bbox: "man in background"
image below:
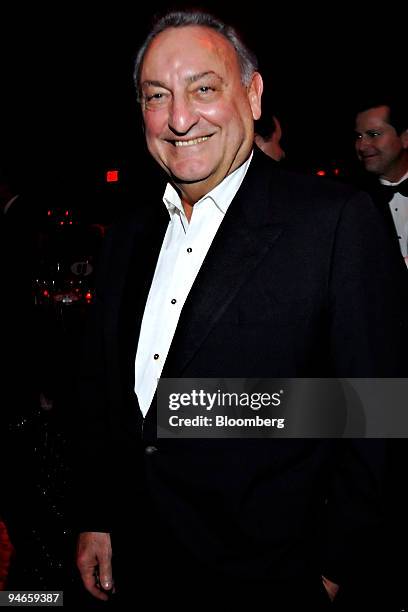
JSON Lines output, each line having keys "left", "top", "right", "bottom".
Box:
{"left": 354, "top": 97, "right": 408, "bottom": 266}
{"left": 255, "top": 112, "right": 286, "bottom": 161}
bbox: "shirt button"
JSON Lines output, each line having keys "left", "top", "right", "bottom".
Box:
{"left": 145, "top": 445, "right": 158, "bottom": 455}
{"left": 171, "top": 298, "right": 177, "bottom": 304}
{"left": 154, "top": 353, "right": 159, "bottom": 360}
{"left": 398, "top": 236, "right": 402, "bottom": 240}
{"left": 187, "top": 247, "right": 192, "bottom": 253}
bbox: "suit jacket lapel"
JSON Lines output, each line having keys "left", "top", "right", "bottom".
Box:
{"left": 163, "top": 149, "right": 284, "bottom": 377}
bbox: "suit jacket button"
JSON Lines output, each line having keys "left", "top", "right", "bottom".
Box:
{"left": 145, "top": 445, "right": 158, "bottom": 455}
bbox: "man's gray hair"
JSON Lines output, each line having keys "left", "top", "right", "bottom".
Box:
{"left": 133, "top": 10, "right": 258, "bottom": 101}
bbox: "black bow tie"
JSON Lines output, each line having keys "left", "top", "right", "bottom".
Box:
{"left": 380, "top": 178, "right": 408, "bottom": 201}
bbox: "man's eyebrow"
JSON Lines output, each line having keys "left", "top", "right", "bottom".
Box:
{"left": 141, "top": 80, "right": 168, "bottom": 89}
{"left": 186, "top": 71, "right": 223, "bottom": 85}
{"left": 141, "top": 72, "right": 224, "bottom": 90}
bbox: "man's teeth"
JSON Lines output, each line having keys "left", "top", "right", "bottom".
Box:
{"left": 174, "top": 136, "right": 210, "bottom": 147}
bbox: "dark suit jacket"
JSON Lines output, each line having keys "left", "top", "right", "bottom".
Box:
{"left": 76, "top": 148, "right": 407, "bottom": 586}
{"left": 350, "top": 171, "right": 407, "bottom": 266}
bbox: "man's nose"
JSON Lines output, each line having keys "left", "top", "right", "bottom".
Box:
{"left": 356, "top": 135, "right": 370, "bottom": 152}
{"left": 168, "top": 94, "right": 199, "bottom": 135}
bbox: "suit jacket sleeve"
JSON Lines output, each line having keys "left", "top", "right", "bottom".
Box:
{"left": 322, "top": 190, "right": 408, "bottom": 584}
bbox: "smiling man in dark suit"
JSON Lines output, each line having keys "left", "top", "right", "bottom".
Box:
{"left": 75, "top": 10, "right": 407, "bottom": 610}
{"left": 354, "top": 97, "right": 408, "bottom": 268}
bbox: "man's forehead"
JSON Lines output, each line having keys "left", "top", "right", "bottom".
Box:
{"left": 145, "top": 25, "right": 234, "bottom": 63}
{"left": 141, "top": 26, "right": 238, "bottom": 87}
{"left": 355, "top": 109, "right": 391, "bottom": 133}
{"left": 357, "top": 106, "right": 390, "bottom": 125}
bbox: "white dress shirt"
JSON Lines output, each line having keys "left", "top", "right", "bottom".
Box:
{"left": 134, "top": 153, "right": 253, "bottom": 416}
{"left": 381, "top": 170, "right": 408, "bottom": 257}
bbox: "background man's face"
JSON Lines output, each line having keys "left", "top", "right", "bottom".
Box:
{"left": 140, "top": 25, "right": 262, "bottom": 200}
{"left": 355, "top": 106, "right": 405, "bottom": 179}
{"left": 254, "top": 116, "right": 285, "bottom": 162}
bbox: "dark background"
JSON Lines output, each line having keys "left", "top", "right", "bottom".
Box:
{"left": 2, "top": 2, "right": 405, "bottom": 219}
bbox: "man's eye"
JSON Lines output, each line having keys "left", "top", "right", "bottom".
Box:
{"left": 147, "top": 93, "right": 164, "bottom": 101}
{"left": 143, "top": 92, "right": 169, "bottom": 109}
{"left": 368, "top": 131, "right": 381, "bottom": 137}
{"left": 197, "top": 86, "right": 215, "bottom": 94}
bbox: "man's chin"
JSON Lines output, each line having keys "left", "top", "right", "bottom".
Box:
{"left": 362, "top": 158, "right": 381, "bottom": 172}
{"left": 364, "top": 163, "right": 381, "bottom": 174}
{"left": 170, "top": 172, "right": 211, "bottom": 186}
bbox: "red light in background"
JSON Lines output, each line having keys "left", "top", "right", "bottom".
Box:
{"left": 43, "top": 290, "right": 49, "bottom": 297}
{"left": 60, "top": 221, "right": 64, "bottom": 225}
{"left": 333, "top": 168, "right": 340, "bottom": 176}
{"left": 106, "top": 169, "right": 119, "bottom": 183}
{"left": 47, "top": 210, "right": 52, "bottom": 216}
{"left": 316, "top": 170, "right": 326, "bottom": 176}
{"left": 65, "top": 210, "right": 69, "bottom": 216}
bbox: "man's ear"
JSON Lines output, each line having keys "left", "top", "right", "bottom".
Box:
{"left": 401, "top": 129, "right": 408, "bottom": 150}
{"left": 248, "top": 72, "right": 263, "bottom": 121}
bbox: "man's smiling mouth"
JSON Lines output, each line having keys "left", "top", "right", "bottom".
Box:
{"left": 173, "top": 136, "right": 211, "bottom": 147}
